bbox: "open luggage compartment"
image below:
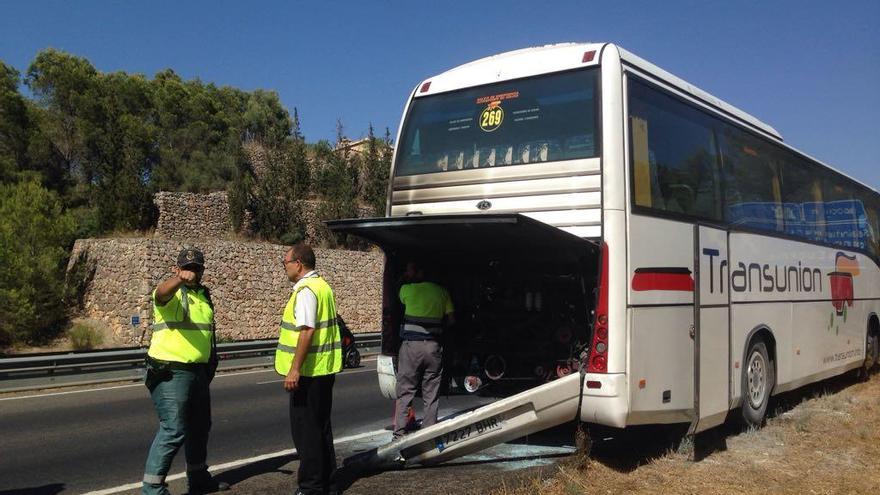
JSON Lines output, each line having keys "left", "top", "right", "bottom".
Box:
{"left": 329, "top": 214, "right": 601, "bottom": 467}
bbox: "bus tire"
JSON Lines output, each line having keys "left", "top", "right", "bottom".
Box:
{"left": 741, "top": 339, "right": 774, "bottom": 427}
{"left": 870, "top": 331, "right": 880, "bottom": 370}
{"left": 857, "top": 329, "right": 878, "bottom": 381}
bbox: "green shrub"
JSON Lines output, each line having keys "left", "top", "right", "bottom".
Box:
{"left": 0, "top": 179, "right": 75, "bottom": 346}
{"left": 69, "top": 323, "right": 104, "bottom": 350}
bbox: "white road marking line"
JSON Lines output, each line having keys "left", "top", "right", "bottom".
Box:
{"left": 0, "top": 383, "right": 144, "bottom": 401}
{"left": 216, "top": 368, "right": 276, "bottom": 377}
{"left": 0, "top": 368, "right": 277, "bottom": 401}
{"left": 82, "top": 428, "right": 390, "bottom": 495}
{"left": 256, "top": 367, "right": 376, "bottom": 385}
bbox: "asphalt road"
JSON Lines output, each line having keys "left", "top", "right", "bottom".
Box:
{"left": 0, "top": 360, "right": 393, "bottom": 494}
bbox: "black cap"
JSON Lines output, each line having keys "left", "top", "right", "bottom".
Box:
{"left": 177, "top": 248, "right": 205, "bottom": 268}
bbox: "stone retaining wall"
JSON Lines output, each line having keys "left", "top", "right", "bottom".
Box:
{"left": 153, "top": 191, "right": 377, "bottom": 244}
{"left": 154, "top": 191, "right": 232, "bottom": 240}
{"left": 68, "top": 238, "right": 383, "bottom": 345}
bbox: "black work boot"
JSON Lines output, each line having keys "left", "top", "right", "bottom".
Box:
{"left": 186, "top": 469, "right": 229, "bottom": 494}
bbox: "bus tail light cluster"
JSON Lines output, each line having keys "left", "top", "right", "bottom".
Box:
{"left": 587, "top": 242, "right": 609, "bottom": 373}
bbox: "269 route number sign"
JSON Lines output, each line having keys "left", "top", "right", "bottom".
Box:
{"left": 479, "top": 103, "right": 504, "bottom": 132}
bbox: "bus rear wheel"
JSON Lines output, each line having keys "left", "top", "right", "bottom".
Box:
{"left": 741, "top": 340, "right": 774, "bottom": 427}
{"left": 857, "top": 330, "right": 878, "bottom": 381}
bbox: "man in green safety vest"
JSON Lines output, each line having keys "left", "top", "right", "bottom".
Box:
{"left": 393, "top": 260, "right": 454, "bottom": 440}
{"left": 276, "top": 243, "right": 342, "bottom": 495}
{"left": 142, "top": 248, "right": 228, "bottom": 495}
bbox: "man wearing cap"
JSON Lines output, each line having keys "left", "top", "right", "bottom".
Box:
{"left": 276, "top": 243, "right": 343, "bottom": 495}
{"left": 142, "top": 248, "right": 228, "bottom": 495}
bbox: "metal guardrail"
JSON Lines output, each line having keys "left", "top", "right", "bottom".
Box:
{"left": 0, "top": 333, "right": 380, "bottom": 393}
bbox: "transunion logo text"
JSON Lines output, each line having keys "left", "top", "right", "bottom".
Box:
{"left": 702, "top": 248, "right": 823, "bottom": 294}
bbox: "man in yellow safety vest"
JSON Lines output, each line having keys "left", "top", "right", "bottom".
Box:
{"left": 142, "top": 248, "right": 228, "bottom": 495}
{"left": 276, "top": 243, "right": 342, "bottom": 495}
{"left": 393, "top": 260, "right": 454, "bottom": 440}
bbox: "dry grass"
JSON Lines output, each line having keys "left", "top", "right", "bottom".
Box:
{"left": 5, "top": 318, "right": 125, "bottom": 355}
{"left": 68, "top": 322, "right": 105, "bottom": 350}
{"left": 493, "top": 372, "right": 880, "bottom": 495}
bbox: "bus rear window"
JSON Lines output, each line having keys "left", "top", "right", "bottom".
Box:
{"left": 395, "top": 68, "right": 599, "bottom": 177}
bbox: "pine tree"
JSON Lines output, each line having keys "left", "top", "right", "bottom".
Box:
{"left": 0, "top": 179, "right": 75, "bottom": 345}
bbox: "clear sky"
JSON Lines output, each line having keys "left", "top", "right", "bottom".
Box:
{"left": 1, "top": 0, "right": 877, "bottom": 187}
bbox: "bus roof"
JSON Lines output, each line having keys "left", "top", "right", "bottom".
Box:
{"left": 419, "top": 42, "right": 781, "bottom": 140}
{"left": 416, "top": 43, "right": 877, "bottom": 194}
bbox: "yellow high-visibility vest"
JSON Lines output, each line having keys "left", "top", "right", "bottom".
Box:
{"left": 275, "top": 275, "right": 342, "bottom": 377}
{"left": 149, "top": 286, "right": 214, "bottom": 363}
{"left": 399, "top": 282, "right": 453, "bottom": 338}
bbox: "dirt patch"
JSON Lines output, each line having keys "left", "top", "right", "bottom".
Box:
{"left": 494, "top": 372, "right": 880, "bottom": 495}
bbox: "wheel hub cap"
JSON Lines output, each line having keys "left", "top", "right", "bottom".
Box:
{"left": 747, "top": 352, "right": 767, "bottom": 409}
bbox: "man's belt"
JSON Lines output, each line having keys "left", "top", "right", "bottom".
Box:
{"left": 146, "top": 355, "right": 208, "bottom": 371}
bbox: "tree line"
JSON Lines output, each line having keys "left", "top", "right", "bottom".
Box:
{"left": 0, "top": 49, "right": 392, "bottom": 347}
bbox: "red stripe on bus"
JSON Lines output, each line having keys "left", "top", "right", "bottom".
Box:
{"left": 632, "top": 272, "right": 694, "bottom": 292}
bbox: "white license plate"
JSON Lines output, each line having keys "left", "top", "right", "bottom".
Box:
{"left": 434, "top": 415, "right": 503, "bottom": 452}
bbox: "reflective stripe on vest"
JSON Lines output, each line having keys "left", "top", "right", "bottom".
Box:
{"left": 399, "top": 282, "right": 451, "bottom": 338}
{"left": 149, "top": 285, "right": 214, "bottom": 364}
{"left": 401, "top": 316, "right": 443, "bottom": 335}
{"left": 280, "top": 318, "right": 337, "bottom": 331}
{"left": 274, "top": 275, "right": 342, "bottom": 377}
{"left": 151, "top": 321, "right": 213, "bottom": 331}
{"left": 277, "top": 339, "right": 340, "bottom": 354}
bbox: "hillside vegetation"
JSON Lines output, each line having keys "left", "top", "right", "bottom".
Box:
{"left": 0, "top": 50, "right": 391, "bottom": 347}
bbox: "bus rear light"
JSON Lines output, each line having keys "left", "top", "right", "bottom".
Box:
{"left": 587, "top": 242, "right": 610, "bottom": 373}
{"left": 582, "top": 50, "right": 596, "bottom": 63}
{"left": 586, "top": 380, "right": 602, "bottom": 389}
{"left": 420, "top": 81, "right": 432, "bottom": 93}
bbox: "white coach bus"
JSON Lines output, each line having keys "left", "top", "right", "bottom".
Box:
{"left": 330, "top": 42, "right": 879, "bottom": 467}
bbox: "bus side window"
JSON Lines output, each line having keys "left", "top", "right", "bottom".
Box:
{"left": 720, "top": 125, "right": 784, "bottom": 233}
{"left": 867, "top": 198, "right": 880, "bottom": 257}
{"left": 823, "top": 177, "right": 860, "bottom": 249}
{"left": 628, "top": 79, "right": 721, "bottom": 220}
{"left": 631, "top": 116, "right": 658, "bottom": 209}
{"left": 781, "top": 160, "right": 826, "bottom": 244}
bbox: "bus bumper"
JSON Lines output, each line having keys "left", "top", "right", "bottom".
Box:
{"left": 579, "top": 372, "right": 629, "bottom": 428}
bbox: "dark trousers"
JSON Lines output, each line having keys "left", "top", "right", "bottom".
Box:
{"left": 290, "top": 374, "right": 338, "bottom": 495}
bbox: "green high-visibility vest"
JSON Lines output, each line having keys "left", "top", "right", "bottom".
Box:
{"left": 399, "top": 281, "right": 453, "bottom": 338}
{"left": 149, "top": 286, "right": 214, "bottom": 363}
{"left": 275, "top": 275, "right": 342, "bottom": 377}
